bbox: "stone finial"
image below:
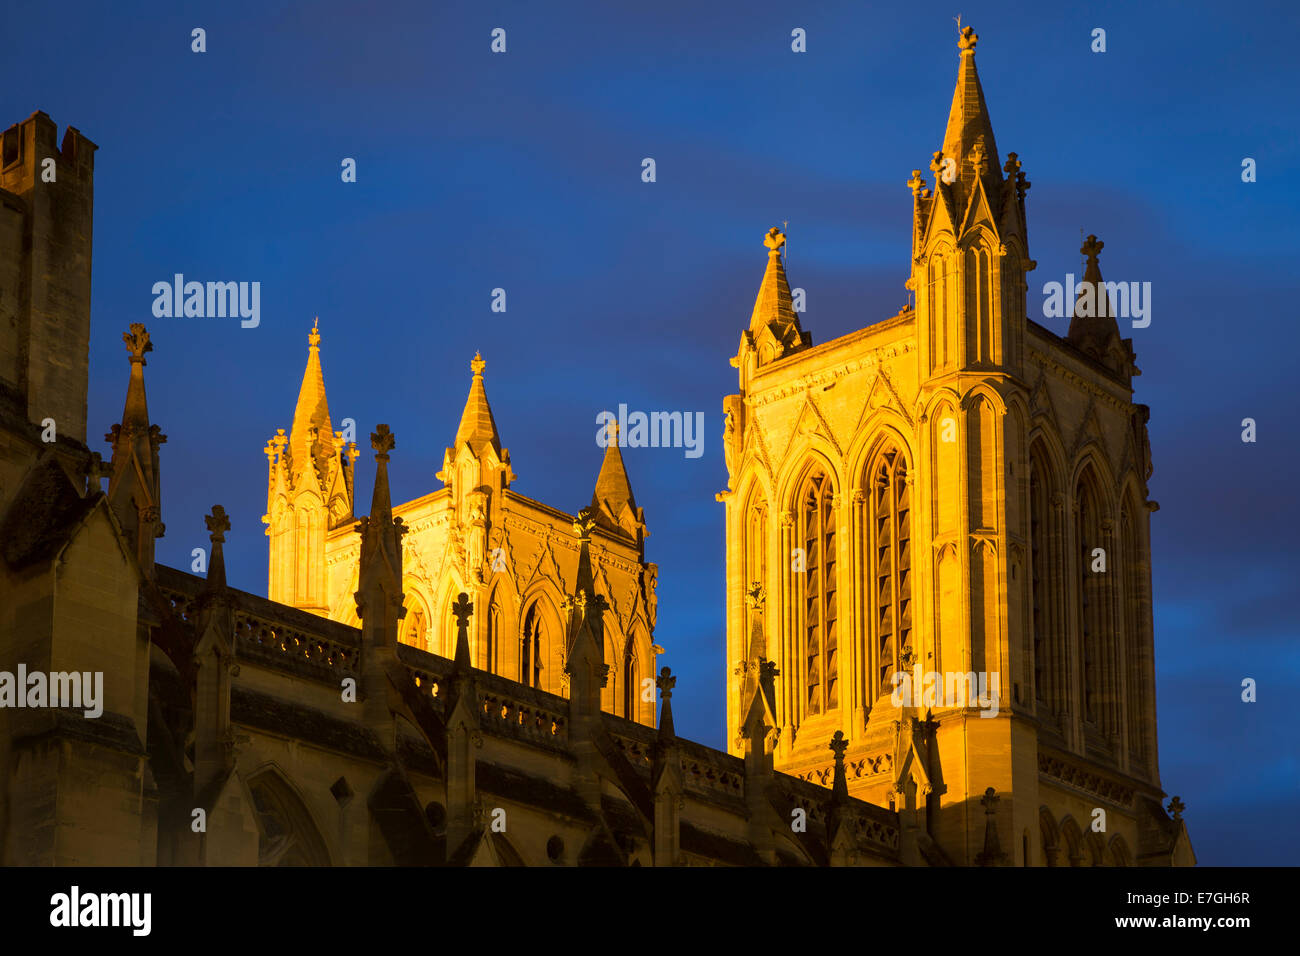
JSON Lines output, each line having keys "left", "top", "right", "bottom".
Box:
{"left": 981, "top": 786, "right": 999, "bottom": 812}
{"left": 829, "top": 730, "right": 848, "bottom": 761}
{"left": 907, "top": 170, "right": 926, "bottom": 195}
{"left": 309, "top": 316, "right": 321, "bottom": 348}
{"left": 656, "top": 666, "right": 676, "bottom": 700}
{"left": 205, "top": 505, "right": 230, "bottom": 543}
{"left": 1168, "top": 796, "right": 1185, "bottom": 821}
{"left": 452, "top": 592, "right": 474, "bottom": 629}
{"left": 371, "top": 424, "right": 395, "bottom": 460}
{"left": 573, "top": 506, "right": 597, "bottom": 540}
{"left": 929, "top": 150, "right": 945, "bottom": 175}
{"left": 745, "top": 581, "right": 766, "bottom": 610}
{"left": 763, "top": 227, "right": 786, "bottom": 253}
{"left": 470, "top": 351, "right": 486, "bottom": 377}
{"left": 958, "top": 25, "right": 978, "bottom": 54}
{"left": 1082, "top": 234, "right": 1104, "bottom": 264}
{"left": 1003, "top": 152, "right": 1021, "bottom": 176}
{"left": 124, "top": 324, "right": 152, "bottom": 364}
{"left": 968, "top": 137, "right": 988, "bottom": 176}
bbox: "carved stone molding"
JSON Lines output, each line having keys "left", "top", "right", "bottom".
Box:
{"left": 1038, "top": 750, "right": 1135, "bottom": 807}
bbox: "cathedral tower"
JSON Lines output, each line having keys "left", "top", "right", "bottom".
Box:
{"left": 721, "top": 27, "right": 1189, "bottom": 865}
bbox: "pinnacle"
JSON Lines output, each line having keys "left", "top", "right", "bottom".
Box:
{"left": 939, "top": 24, "right": 1000, "bottom": 195}
{"left": 454, "top": 352, "right": 503, "bottom": 456}
{"left": 289, "top": 318, "right": 334, "bottom": 469}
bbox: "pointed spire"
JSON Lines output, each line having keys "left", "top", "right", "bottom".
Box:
{"left": 203, "top": 505, "right": 230, "bottom": 592}
{"left": 1067, "top": 234, "right": 1124, "bottom": 366}
{"left": 355, "top": 424, "right": 406, "bottom": 649}
{"left": 564, "top": 508, "right": 610, "bottom": 719}
{"left": 288, "top": 318, "right": 334, "bottom": 470}
{"left": 829, "top": 730, "right": 849, "bottom": 803}
{"left": 939, "top": 27, "right": 1000, "bottom": 195}
{"left": 573, "top": 506, "right": 598, "bottom": 601}
{"left": 451, "top": 592, "right": 474, "bottom": 674}
{"left": 650, "top": 664, "right": 683, "bottom": 866}
{"left": 825, "top": 730, "right": 854, "bottom": 861}
{"left": 454, "top": 352, "right": 503, "bottom": 456}
{"left": 121, "top": 321, "right": 152, "bottom": 431}
{"left": 591, "top": 420, "right": 643, "bottom": 539}
{"left": 106, "top": 324, "right": 166, "bottom": 573}
{"left": 655, "top": 666, "right": 676, "bottom": 740}
{"left": 745, "top": 228, "right": 808, "bottom": 366}
{"left": 369, "top": 423, "right": 395, "bottom": 521}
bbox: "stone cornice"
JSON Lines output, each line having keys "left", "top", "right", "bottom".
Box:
{"left": 1025, "top": 344, "right": 1131, "bottom": 415}
{"left": 748, "top": 342, "right": 916, "bottom": 410}
{"left": 1037, "top": 747, "right": 1151, "bottom": 808}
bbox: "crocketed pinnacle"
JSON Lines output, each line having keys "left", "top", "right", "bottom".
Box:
{"left": 453, "top": 352, "right": 503, "bottom": 456}
{"left": 288, "top": 318, "right": 334, "bottom": 468}
{"left": 1068, "top": 234, "right": 1121, "bottom": 355}
{"left": 940, "top": 27, "right": 1000, "bottom": 191}
{"left": 748, "top": 227, "right": 802, "bottom": 343}
{"left": 591, "top": 421, "right": 637, "bottom": 530}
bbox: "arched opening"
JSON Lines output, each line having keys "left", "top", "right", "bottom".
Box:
{"left": 1029, "top": 439, "right": 1064, "bottom": 717}
{"left": 863, "top": 445, "right": 911, "bottom": 699}
{"left": 622, "top": 646, "right": 639, "bottom": 721}
{"left": 400, "top": 591, "right": 431, "bottom": 652}
{"left": 1075, "top": 464, "right": 1114, "bottom": 737}
{"left": 246, "top": 770, "right": 331, "bottom": 866}
{"left": 793, "top": 464, "right": 838, "bottom": 717}
{"left": 1120, "top": 495, "right": 1148, "bottom": 771}
{"left": 485, "top": 594, "right": 503, "bottom": 674}
{"left": 520, "top": 601, "right": 546, "bottom": 690}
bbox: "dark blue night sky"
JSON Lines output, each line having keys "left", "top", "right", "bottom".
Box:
{"left": 5, "top": 0, "right": 1297, "bottom": 864}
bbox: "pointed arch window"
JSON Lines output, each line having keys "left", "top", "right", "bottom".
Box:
{"left": 867, "top": 448, "right": 912, "bottom": 696}
{"left": 622, "top": 646, "right": 638, "bottom": 720}
{"left": 521, "top": 603, "right": 544, "bottom": 689}
{"left": 485, "top": 597, "right": 501, "bottom": 674}
{"left": 1120, "top": 503, "right": 1148, "bottom": 769}
{"left": 746, "top": 493, "right": 768, "bottom": 596}
{"left": 1028, "top": 441, "right": 1060, "bottom": 713}
{"left": 796, "top": 468, "right": 837, "bottom": 716}
{"left": 1075, "top": 471, "right": 1110, "bottom": 732}
{"left": 400, "top": 596, "right": 429, "bottom": 652}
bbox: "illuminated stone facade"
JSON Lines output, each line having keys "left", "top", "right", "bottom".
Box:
{"left": 0, "top": 28, "right": 1193, "bottom": 867}
{"left": 719, "top": 27, "right": 1193, "bottom": 865}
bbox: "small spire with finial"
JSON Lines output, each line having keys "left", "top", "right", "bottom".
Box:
{"left": 204, "top": 505, "right": 231, "bottom": 590}
{"left": 470, "top": 351, "right": 485, "bottom": 377}
{"left": 451, "top": 592, "right": 474, "bottom": 672}
{"left": 829, "top": 730, "right": 849, "bottom": 801}
{"left": 656, "top": 665, "right": 677, "bottom": 738}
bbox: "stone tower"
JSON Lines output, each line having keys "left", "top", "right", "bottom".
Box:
{"left": 262, "top": 341, "right": 660, "bottom": 726}
{"left": 0, "top": 111, "right": 97, "bottom": 453}
{"left": 721, "top": 28, "right": 1190, "bottom": 866}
